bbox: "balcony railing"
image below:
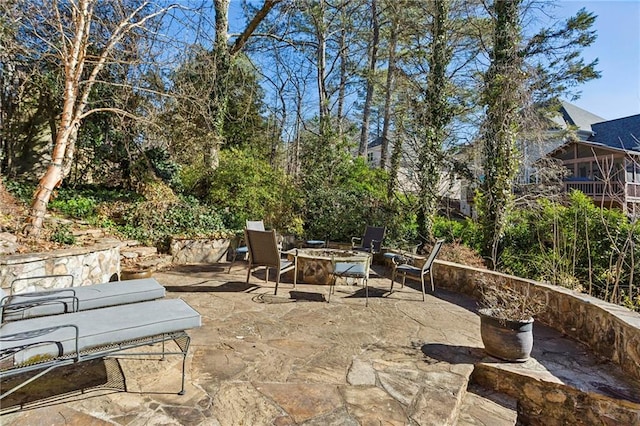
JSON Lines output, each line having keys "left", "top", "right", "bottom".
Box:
{"left": 564, "top": 180, "right": 640, "bottom": 201}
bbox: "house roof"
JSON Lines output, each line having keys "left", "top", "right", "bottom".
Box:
{"left": 588, "top": 114, "right": 640, "bottom": 153}
{"left": 544, "top": 112, "right": 640, "bottom": 159}
{"left": 557, "top": 101, "right": 606, "bottom": 133}
{"left": 367, "top": 136, "right": 384, "bottom": 149}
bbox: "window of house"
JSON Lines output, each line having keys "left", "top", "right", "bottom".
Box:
{"left": 367, "top": 152, "right": 375, "bottom": 165}
{"left": 592, "top": 161, "right": 602, "bottom": 180}
{"left": 625, "top": 161, "right": 640, "bottom": 183}
{"left": 578, "top": 162, "right": 589, "bottom": 179}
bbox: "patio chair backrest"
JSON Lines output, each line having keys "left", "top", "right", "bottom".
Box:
{"left": 422, "top": 239, "right": 445, "bottom": 272}
{"left": 245, "top": 229, "right": 281, "bottom": 268}
{"left": 246, "top": 220, "right": 265, "bottom": 231}
{"left": 362, "top": 226, "right": 385, "bottom": 251}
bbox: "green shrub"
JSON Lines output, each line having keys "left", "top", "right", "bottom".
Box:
{"left": 50, "top": 223, "right": 76, "bottom": 245}
{"left": 4, "top": 180, "right": 35, "bottom": 204}
{"left": 198, "top": 148, "right": 303, "bottom": 235}
{"left": 499, "top": 191, "right": 639, "bottom": 309}
{"left": 119, "top": 181, "right": 227, "bottom": 249}
{"left": 50, "top": 196, "right": 97, "bottom": 219}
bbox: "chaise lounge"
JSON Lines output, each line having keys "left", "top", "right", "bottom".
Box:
{"left": 0, "top": 298, "right": 201, "bottom": 400}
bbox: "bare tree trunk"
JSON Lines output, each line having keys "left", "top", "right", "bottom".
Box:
{"left": 358, "top": 0, "right": 378, "bottom": 156}
{"left": 336, "top": 21, "right": 347, "bottom": 137}
{"left": 379, "top": 16, "right": 398, "bottom": 170}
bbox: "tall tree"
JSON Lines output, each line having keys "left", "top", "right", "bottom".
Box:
{"left": 358, "top": 0, "right": 379, "bottom": 156}
{"left": 477, "top": 0, "right": 523, "bottom": 268}
{"left": 417, "top": 0, "right": 454, "bottom": 244}
{"left": 208, "top": 0, "right": 281, "bottom": 167}
{"left": 18, "top": 0, "right": 177, "bottom": 237}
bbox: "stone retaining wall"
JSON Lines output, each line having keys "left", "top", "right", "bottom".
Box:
{"left": 0, "top": 243, "right": 120, "bottom": 293}
{"left": 170, "top": 238, "right": 231, "bottom": 264}
{"left": 432, "top": 259, "right": 640, "bottom": 383}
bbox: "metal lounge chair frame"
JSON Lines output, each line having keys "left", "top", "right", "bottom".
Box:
{"left": 0, "top": 298, "right": 201, "bottom": 400}
{"left": 389, "top": 239, "right": 445, "bottom": 301}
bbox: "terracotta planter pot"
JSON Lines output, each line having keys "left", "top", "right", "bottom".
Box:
{"left": 120, "top": 268, "right": 153, "bottom": 280}
{"left": 479, "top": 308, "right": 534, "bottom": 362}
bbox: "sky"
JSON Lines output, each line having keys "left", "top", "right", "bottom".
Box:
{"left": 556, "top": 1, "right": 640, "bottom": 120}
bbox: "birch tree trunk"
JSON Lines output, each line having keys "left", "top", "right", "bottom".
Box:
{"left": 25, "top": 0, "right": 175, "bottom": 237}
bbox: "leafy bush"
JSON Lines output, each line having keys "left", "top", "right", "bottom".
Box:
{"left": 50, "top": 223, "right": 76, "bottom": 245}
{"left": 432, "top": 216, "right": 481, "bottom": 248}
{"left": 196, "top": 148, "right": 303, "bottom": 235}
{"left": 50, "top": 196, "right": 97, "bottom": 219}
{"left": 4, "top": 180, "right": 35, "bottom": 204}
{"left": 500, "top": 191, "right": 639, "bottom": 309}
{"left": 120, "top": 181, "right": 228, "bottom": 250}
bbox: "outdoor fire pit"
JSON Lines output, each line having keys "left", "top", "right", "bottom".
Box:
{"left": 290, "top": 248, "right": 369, "bottom": 285}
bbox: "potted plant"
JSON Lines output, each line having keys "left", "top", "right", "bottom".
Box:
{"left": 477, "top": 278, "right": 546, "bottom": 362}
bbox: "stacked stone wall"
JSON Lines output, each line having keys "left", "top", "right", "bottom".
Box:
{"left": 0, "top": 243, "right": 120, "bottom": 293}
{"left": 170, "top": 238, "right": 231, "bottom": 264}
{"left": 432, "top": 259, "right": 640, "bottom": 383}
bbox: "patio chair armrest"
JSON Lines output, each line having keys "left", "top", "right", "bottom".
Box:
{"left": 351, "top": 236, "right": 362, "bottom": 247}
{"left": 391, "top": 254, "right": 410, "bottom": 266}
{"left": 370, "top": 239, "right": 383, "bottom": 253}
{"left": 1, "top": 323, "right": 80, "bottom": 363}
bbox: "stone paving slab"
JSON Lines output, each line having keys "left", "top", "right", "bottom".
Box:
{"left": 2, "top": 262, "right": 638, "bottom": 425}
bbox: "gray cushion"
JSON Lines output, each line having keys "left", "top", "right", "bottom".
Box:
{"left": 1, "top": 298, "right": 201, "bottom": 365}
{"left": 334, "top": 262, "right": 368, "bottom": 278}
{"left": 396, "top": 264, "right": 422, "bottom": 276}
{"left": 2, "top": 279, "right": 166, "bottom": 321}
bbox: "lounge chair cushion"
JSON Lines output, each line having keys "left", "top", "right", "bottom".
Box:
{"left": 1, "top": 298, "right": 201, "bottom": 365}
{"left": 1, "top": 279, "right": 166, "bottom": 321}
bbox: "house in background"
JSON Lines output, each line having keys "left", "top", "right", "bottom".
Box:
{"left": 520, "top": 101, "right": 606, "bottom": 184}
{"left": 366, "top": 136, "right": 462, "bottom": 205}
{"left": 364, "top": 101, "right": 640, "bottom": 218}
{"left": 546, "top": 113, "right": 640, "bottom": 217}
{"left": 458, "top": 101, "right": 607, "bottom": 217}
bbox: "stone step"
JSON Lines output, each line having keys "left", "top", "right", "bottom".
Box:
{"left": 135, "top": 254, "right": 173, "bottom": 270}
{"left": 120, "top": 246, "right": 158, "bottom": 259}
{"left": 457, "top": 383, "right": 517, "bottom": 426}
{"left": 471, "top": 322, "right": 640, "bottom": 425}
{"left": 72, "top": 228, "right": 105, "bottom": 238}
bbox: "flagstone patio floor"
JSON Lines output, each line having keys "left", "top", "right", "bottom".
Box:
{"left": 2, "top": 262, "right": 638, "bottom": 425}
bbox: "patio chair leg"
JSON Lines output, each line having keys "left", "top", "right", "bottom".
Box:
{"left": 274, "top": 275, "right": 279, "bottom": 295}
{"left": 365, "top": 278, "right": 369, "bottom": 307}
{"left": 421, "top": 276, "right": 426, "bottom": 302}
{"left": 246, "top": 265, "right": 252, "bottom": 283}
{"left": 430, "top": 272, "right": 435, "bottom": 292}
{"left": 389, "top": 271, "right": 395, "bottom": 293}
